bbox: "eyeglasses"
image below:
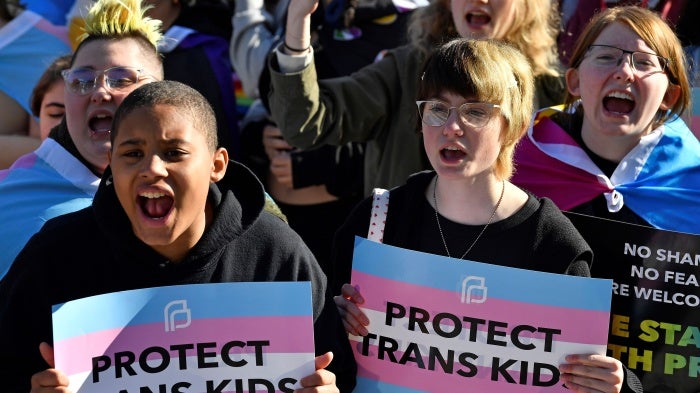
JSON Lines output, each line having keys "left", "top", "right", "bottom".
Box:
{"left": 583, "top": 44, "right": 668, "bottom": 74}
{"left": 416, "top": 100, "right": 500, "bottom": 129}
{"left": 61, "top": 66, "right": 153, "bottom": 95}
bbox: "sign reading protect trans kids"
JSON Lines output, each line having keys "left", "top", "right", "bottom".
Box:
{"left": 51, "top": 282, "right": 315, "bottom": 393}
{"left": 349, "top": 237, "right": 613, "bottom": 392}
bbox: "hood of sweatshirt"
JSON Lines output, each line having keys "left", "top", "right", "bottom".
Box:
{"left": 91, "top": 160, "right": 266, "bottom": 275}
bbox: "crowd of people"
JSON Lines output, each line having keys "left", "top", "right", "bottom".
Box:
{"left": 0, "top": 0, "right": 698, "bottom": 392}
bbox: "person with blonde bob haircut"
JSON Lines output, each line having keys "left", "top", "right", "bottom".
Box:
{"left": 513, "top": 6, "right": 700, "bottom": 234}
{"left": 269, "top": 0, "right": 566, "bottom": 196}
{"left": 415, "top": 38, "right": 535, "bottom": 181}
{"left": 332, "top": 38, "right": 644, "bottom": 392}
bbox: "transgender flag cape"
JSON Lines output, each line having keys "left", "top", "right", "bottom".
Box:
{"left": 512, "top": 106, "right": 700, "bottom": 234}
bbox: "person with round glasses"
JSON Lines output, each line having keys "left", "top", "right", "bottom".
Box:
{"left": 0, "top": 0, "right": 164, "bottom": 279}
{"left": 268, "top": 0, "right": 565, "bottom": 197}
{"left": 512, "top": 6, "right": 700, "bottom": 234}
{"left": 60, "top": 66, "right": 154, "bottom": 96}
{"left": 332, "top": 38, "right": 642, "bottom": 393}
{"left": 416, "top": 100, "right": 502, "bottom": 129}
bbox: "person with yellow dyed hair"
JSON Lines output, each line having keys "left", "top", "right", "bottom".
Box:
{"left": 0, "top": 0, "right": 163, "bottom": 283}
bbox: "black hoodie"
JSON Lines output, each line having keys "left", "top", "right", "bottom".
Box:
{"left": 0, "top": 160, "right": 356, "bottom": 392}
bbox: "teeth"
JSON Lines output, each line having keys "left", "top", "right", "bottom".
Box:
{"left": 444, "top": 146, "right": 461, "bottom": 151}
{"left": 140, "top": 192, "right": 166, "bottom": 199}
{"left": 95, "top": 114, "right": 109, "bottom": 118}
{"left": 607, "top": 91, "right": 633, "bottom": 101}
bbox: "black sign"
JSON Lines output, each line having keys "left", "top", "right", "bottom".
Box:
{"left": 565, "top": 212, "right": 700, "bottom": 393}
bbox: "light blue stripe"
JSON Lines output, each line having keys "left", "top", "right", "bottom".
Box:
{"left": 354, "top": 377, "right": 428, "bottom": 393}
{"left": 352, "top": 237, "right": 612, "bottom": 311}
{"left": 52, "top": 282, "right": 312, "bottom": 340}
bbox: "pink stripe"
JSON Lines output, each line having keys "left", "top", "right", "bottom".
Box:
{"left": 353, "top": 272, "right": 609, "bottom": 345}
{"left": 354, "top": 347, "right": 568, "bottom": 392}
{"left": 513, "top": 136, "right": 608, "bottom": 210}
{"left": 55, "top": 316, "right": 313, "bottom": 375}
{"left": 34, "top": 19, "right": 70, "bottom": 45}
{"left": 691, "top": 116, "right": 700, "bottom": 140}
{"left": 10, "top": 152, "right": 38, "bottom": 169}
{"left": 531, "top": 117, "right": 579, "bottom": 146}
{"left": 0, "top": 153, "right": 38, "bottom": 181}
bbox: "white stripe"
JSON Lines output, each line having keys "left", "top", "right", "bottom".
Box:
{"left": 35, "top": 139, "right": 100, "bottom": 195}
{"left": 159, "top": 25, "right": 195, "bottom": 53}
{"left": 392, "top": 0, "right": 429, "bottom": 10}
{"left": 0, "top": 10, "right": 41, "bottom": 49}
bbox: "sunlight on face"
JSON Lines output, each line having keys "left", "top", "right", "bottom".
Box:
{"left": 451, "top": 0, "right": 517, "bottom": 40}
{"left": 65, "top": 38, "right": 160, "bottom": 175}
{"left": 109, "top": 104, "right": 227, "bottom": 262}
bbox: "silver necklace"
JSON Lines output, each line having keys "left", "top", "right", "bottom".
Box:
{"left": 432, "top": 176, "right": 505, "bottom": 259}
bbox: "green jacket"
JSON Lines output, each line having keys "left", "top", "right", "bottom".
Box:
{"left": 269, "top": 44, "right": 565, "bottom": 195}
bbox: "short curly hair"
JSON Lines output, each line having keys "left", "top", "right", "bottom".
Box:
{"left": 112, "top": 80, "right": 218, "bottom": 152}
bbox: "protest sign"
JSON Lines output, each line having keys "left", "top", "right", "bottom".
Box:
{"left": 565, "top": 212, "right": 700, "bottom": 393}
{"left": 52, "top": 282, "right": 315, "bottom": 393}
{"left": 349, "top": 237, "right": 613, "bottom": 392}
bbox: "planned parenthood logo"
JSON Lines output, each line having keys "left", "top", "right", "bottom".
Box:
{"left": 164, "top": 300, "right": 192, "bottom": 332}
{"left": 460, "top": 276, "right": 487, "bottom": 304}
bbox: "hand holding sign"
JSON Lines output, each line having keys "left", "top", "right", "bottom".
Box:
{"left": 30, "top": 342, "right": 70, "bottom": 393}
{"left": 296, "top": 352, "right": 339, "bottom": 393}
{"left": 347, "top": 238, "right": 621, "bottom": 392}
{"left": 559, "top": 354, "right": 624, "bottom": 393}
{"left": 334, "top": 284, "right": 369, "bottom": 336}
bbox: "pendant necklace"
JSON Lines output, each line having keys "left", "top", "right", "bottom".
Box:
{"left": 432, "top": 176, "right": 505, "bottom": 259}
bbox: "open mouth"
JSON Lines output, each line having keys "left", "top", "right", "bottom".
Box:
{"left": 89, "top": 114, "right": 113, "bottom": 134}
{"left": 139, "top": 191, "right": 174, "bottom": 220}
{"left": 467, "top": 11, "right": 491, "bottom": 27}
{"left": 603, "top": 91, "right": 635, "bottom": 115}
{"left": 440, "top": 146, "right": 467, "bottom": 163}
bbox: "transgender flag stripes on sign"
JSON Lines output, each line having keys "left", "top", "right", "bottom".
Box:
{"left": 349, "top": 237, "right": 612, "bottom": 392}
{"left": 52, "top": 282, "right": 315, "bottom": 393}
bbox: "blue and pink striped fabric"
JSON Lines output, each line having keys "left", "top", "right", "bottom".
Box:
{"left": 349, "top": 237, "right": 612, "bottom": 392}
{"left": 513, "top": 106, "right": 700, "bottom": 234}
{"left": 0, "top": 10, "right": 70, "bottom": 115}
{"left": 52, "top": 282, "right": 315, "bottom": 392}
{"left": 0, "top": 139, "right": 99, "bottom": 278}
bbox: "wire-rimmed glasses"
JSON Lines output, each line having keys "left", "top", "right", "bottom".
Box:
{"left": 416, "top": 100, "right": 501, "bottom": 129}
{"left": 583, "top": 44, "right": 668, "bottom": 74}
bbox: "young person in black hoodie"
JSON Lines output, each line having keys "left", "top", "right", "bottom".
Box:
{"left": 0, "top": 80, "right": 355, "bottom": 393}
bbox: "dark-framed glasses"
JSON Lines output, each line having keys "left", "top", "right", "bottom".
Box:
{"left": 416, "top": 100, "right": 500, "bottom": 128}
{"left": 61, "top": 66, "right": 153, "bottom": 95}
{"left": 584, "top": 44, "right": 668, "bottom": 74}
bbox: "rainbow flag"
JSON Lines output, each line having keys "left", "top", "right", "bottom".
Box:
{"left": 52, "top": 282, "right": 315, "bottom": 392}
{"left": 350, "top": 237, "right": 612, "bottom": 392}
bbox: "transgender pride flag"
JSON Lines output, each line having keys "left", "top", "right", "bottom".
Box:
{"left": 349, "top": 238, "right": 612, "bottom": 393}
{"left": 52, "top": 282, "right": 315, "bottom": 393}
